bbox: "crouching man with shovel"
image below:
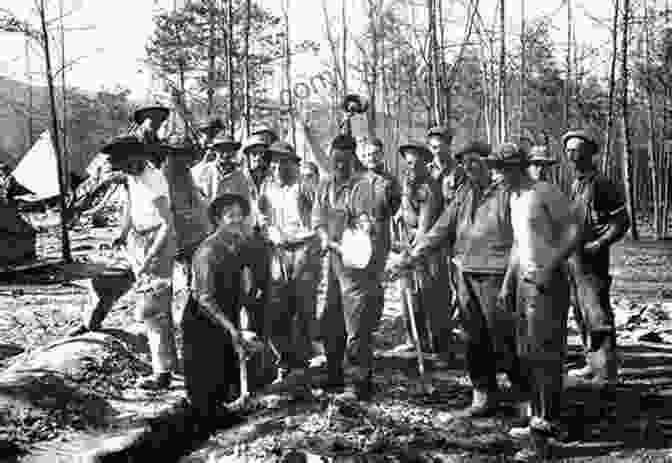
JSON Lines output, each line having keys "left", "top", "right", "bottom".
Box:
{"left": 181, "top": 193, "right": 264, "bottom": 434}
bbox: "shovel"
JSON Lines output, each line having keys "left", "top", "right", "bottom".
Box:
{"left": 399, "top": 268, "right": 436, "bottom": 396}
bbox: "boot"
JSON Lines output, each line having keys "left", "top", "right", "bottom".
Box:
{"left": 462, "top": 389, "right": 498, "bottom": 417}
{"left": 138, "top": 372, "right": 171, "bottom": 390}
{"left": 567, "top": 352, "right": 595, "bottom": 379}
{"left": 589, "top": 346, "right": 618, "bottom": 386}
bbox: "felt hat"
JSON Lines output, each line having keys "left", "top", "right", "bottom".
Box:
{"left": 561, "top": 129, "right": 599, "bottom": 156}
{"left": 454, "top": 140, "right": 492, "bottom": 160}
{"left": 209, "top": 133, "right": 242, "bottom": 152}
{"left": 399, "top": 141, "right": 433, "bottom": 164}
{"left": 485, "top": 142, "right": 528, "bottom": 167}
{"left": 330, "top": 135, "right": 357, "bottom": 163}
{"left": 426, "top": 125, "right": 453, "bottom": 141}
{"left": 101, "top": 136, "right": 153, "bottom": 166}
{"left": 267, "top": 141, "right": 300, "bottom": 163}
{"left": 250, "top": 126, "right": 279, "bottom": 145}
{"left": 342, "top": 94, "right": 369, "bottom": 114}
{"left": 197, "top": 118, "right": 226, "bottom": 134}
{"left": 528, "top": 145, "right": 558, "bottom": 165}
{"left": 208, "top": 193, "right": 251, "bottom": 225}
{"left": 132, "top": 105, "right": 170, "bottom": 126}
{"left": 242, "top": 134, "right": 270, "bottom": 154}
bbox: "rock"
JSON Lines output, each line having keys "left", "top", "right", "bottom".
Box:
{"left": 638, "top": 331, "right": 664, "bottom": 343}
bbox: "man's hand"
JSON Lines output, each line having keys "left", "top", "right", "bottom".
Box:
{"left": 112, "top": 235, "right": 127, "bottom": 249}
{"left": 583, "top": 239, "right": 604, "bottom": 255}
{"left": 496, "top": 288, "right": 515, "bottom": 313}
{"left": 521, "top": 266, "right": 554, "bottom": 293}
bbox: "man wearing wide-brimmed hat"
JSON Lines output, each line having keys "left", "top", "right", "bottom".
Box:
{"left": 392, "top": 141, "right": 443, "bottom": 353}
{"left": 527, "top": 145, "right": 558, "bottom": 182}
{"left": 256, "top": 141, "right": 322, "bottom": 384}
{"left": 394, "top": 141, "right": 523, "bottom": 417}
{"left": 72, "top": 135, "right": 178, "bottom": 390}
{"left": 312, "top": 134, "right": 388, "bottom": 400}
{"left": 241, "top": 133, "right": 272, "bottom": 193}
{"left": 426, "top": 126, "right": 464, "bottom": 208}
{"left": 193, "top": 133, "right": 252, "bottom": 203}
{"left": 131, "top": 105, "right": 171, "bottom": 167}
{"left": 562, "top": 129, "right": 630, "bottom": 388}
{"left": 181, "top": 192, "right": 258, "bottom": 433}
{"left": 491, "top": 141, "right": 581, "bottom": 461}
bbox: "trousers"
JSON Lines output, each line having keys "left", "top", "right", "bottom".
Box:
{"left": 515, "top": 267, "right": 570, "bottom": 424}
{"left": 265, "top": 236, "right": 322, "bottom": 370}
{"left": 454, "top": 269, "right": 518, "bottom": 392}
{"left": 317, "top": 252, "right": 384, "bottom": 379}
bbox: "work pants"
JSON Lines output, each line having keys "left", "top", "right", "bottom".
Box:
{"left": 265, "top": 237, "right": 322, "bottom": 370}
{"left": 317, "top": 252, "right": 384, "bottom": 381}
{"left": 181, "top": 296, "right": 238, "bottom": 423}
{"left": 82, "top": 228, "right": 178, "bottom": 374}
{"left": 454, "top": 269, "right": 517, "bottom": 392}
{"left": 515, "top": 267, "right": 570, "bottom": 425}
{"left": 569, "top": 265, "right": 617, "bottom": 377}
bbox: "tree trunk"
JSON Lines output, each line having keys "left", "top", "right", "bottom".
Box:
{"left": 207, "top": 0, "right": 216, "bottom": 118}
{"left": 429, "top": 0, "right": 441, "bottom": 126}
{"left": 243, "top": 0, "right": 251, "bottom": 137}
{"left": 282, "top": 0, "right": 296, "bottom": 147}
{"left": 643, "top": 0, "right": 660, "bottom": 238}
{"left": 620, "top": 0, "right": 638, "bottom": 241}
{"left": 498, "top": 0, "right": 506, "bottom": 144}
{"left": 564, "top": 0, "right": 572, "bottom": 131}
{"left": 342, "top": 0, "right": 348, "bottom": 95}
{"left": 59, "top": 0, "right": 69, "bottom": 191}
{"left": 602, "top": 0, "right": 619, "bottom": 175}
{"left": 39, "top": 0, "right": 72, "bottom": 263}
{"left": 367, "top": 0, "right": 378, "bottom": 137}
{"left": 227, "top": 0, "right": 235, "bottom": 136}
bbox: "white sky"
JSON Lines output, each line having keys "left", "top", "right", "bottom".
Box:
{"left": 0, "top": 0, "right": 642, "bottom": 102}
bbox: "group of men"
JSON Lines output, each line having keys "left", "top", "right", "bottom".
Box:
{"left": 69, "top": 102, "right": 630, "bottom": 461}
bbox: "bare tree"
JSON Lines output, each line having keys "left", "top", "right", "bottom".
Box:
{"left": 620, "top": 0, "right": 638, "bottom": 240}
{"left": 602, "top": 0, "right": 619, "bottom": 175}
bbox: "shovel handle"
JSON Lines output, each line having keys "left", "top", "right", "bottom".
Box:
{"left": 401, "top": 282, "right": 425, "bottom": 376}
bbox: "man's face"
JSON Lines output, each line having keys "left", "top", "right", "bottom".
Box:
{"left": 271, "top": 158, "right": 294, "bottom": 184}
{"left": 219, "top": 203, "right": 246, "bottom": 228}
{"left": 331, "top": 149, "right": 354, "bottom": 180}
{"left": 301, "top": 165, "right": 318, "bottom": 184}
{"left": 461, "top": 154, "right": 487, "bottom": 184}
{"left": 248, "top": 146, "right": 267, "bottom": 171}
{"left": 566, "top": 137, "right": 592, "bottom": 172}
{"left": 499, "top": 165, "right": 525, "bottom": 187}
{"left": 527, "top": 163, "right": 550, "bottom": 182}
{"left": 404, "top": 151, "right": 428, "bottom": 180}
{"left": 427, "top": 135, "right": 450, "bottom": 165}
{"left": 359, "top": 145, "right": 384, "bottom": 171}
{"left": 215, "top": 148, "right": 237, "bottom": 164}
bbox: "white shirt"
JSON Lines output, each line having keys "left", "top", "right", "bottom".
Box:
{"left": 510, "top": 181, "right": 575, "bottom": 271}
{"left": 127, "top": 164, "right": 171, "bottom": 232}
{"left": 259, "top": 180, "right": 307, "bottom": 241}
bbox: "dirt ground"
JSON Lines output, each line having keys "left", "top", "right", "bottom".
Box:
{"left": 1, "top": 212, "right": 672, "bottom": 462}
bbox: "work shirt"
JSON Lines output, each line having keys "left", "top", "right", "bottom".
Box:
{"left": 258, "top": 178, "right": 312, "bottom": 240}
{"left": 127, "top": 164, "right": 171, "bottom": 233}
{"left": 312, "top": 175, "right": 366, "bottom": 241}
{"left": 194, "top": 162, "right": 256, "bottom": 204}
{"left": 570, "top": 171, "right": 628, "bottom": 276}
{"left": 399, "top": 175, "right": 443, "bottom": 246}
{"left": 413, "top": 179, "right": 513, "bottom": 274}
{"left": 190, "top": 229, "right": 246, "bottom": 328}
{"left": 510, "top": 181, "right": 575, "bottom": 272}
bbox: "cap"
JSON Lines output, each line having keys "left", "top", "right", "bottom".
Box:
{"left": 561, "top": 129, "right": 599, "bottom": 156}
{"left": 208, "top": 193, "right": 251, "bottom": 225}
{"left": 399, "top": 142, "right": 433, "bottom": 164}
{"left": 209, "top": 133, "right": 242, "bottom": 152}
{"left": 101, "top": 136, "right": 153, "bottom": 165}
{"left": 454, "top": 140, "right": 492, "bottom": 160}
{"left": 528, "top": 145, "right": 557, "bottom": 165}
{"left": 132, "top": 106, "right": 170, "bottom": 126}
{"left": 485, "top": 142, "right": 528, "bottom": 167}
{"left": 267, "top": 141, "right": 300, "bottom": 163}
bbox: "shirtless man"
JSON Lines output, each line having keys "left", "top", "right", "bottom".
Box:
{"left": 497, "top": 143, "right": 581, "bottom": 461}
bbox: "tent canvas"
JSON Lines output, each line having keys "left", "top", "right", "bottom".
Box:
{"left": 11, "top": 131, "right": 61, "bottom": 202}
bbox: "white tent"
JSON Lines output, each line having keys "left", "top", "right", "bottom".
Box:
{"left": 11, "top": 131, "right": 61, "bottom": 202}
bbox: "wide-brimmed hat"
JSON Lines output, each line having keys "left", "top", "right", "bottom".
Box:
{"left": 561, "top": 129, "right": 599, "bottom": 156}
{"left": 426, "top": 125, "right": 453, "bottom": 141}
{"left": 342, "top": 94, "right": 369, "bottom": 114}
{"left": 101, "top": 136, "right": 153, "bottom": 166}
{"left": 242, "top": 133, "right": 270, "bottom": 154}
{"left": 399, "top": 142, "right": 432, "bottom": 164}
{"left": 267, "top": 141, "right": 300, "bottom": 163}
{"left": 454, "top": 140, "right": 492, "bottom": 160}
{"left": 486, "top": 142, "right": 528, "bottom": 168}
{"left": 209, "top": 133, "right": 241, "bottom": 152}
{"left": 250, "top": 126, "right": 279, "bottom": 145}
{"left": 132, "top": 105, "right": 170, "bottom": 126}
{"left": 197, "top": 118, "right": 226, "bottom": 135}
{"left": 208, "top": 193, "right": 251, "bottom": 225}
{"left": 528, "top": 145, "right": 558, "bottom": 165}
